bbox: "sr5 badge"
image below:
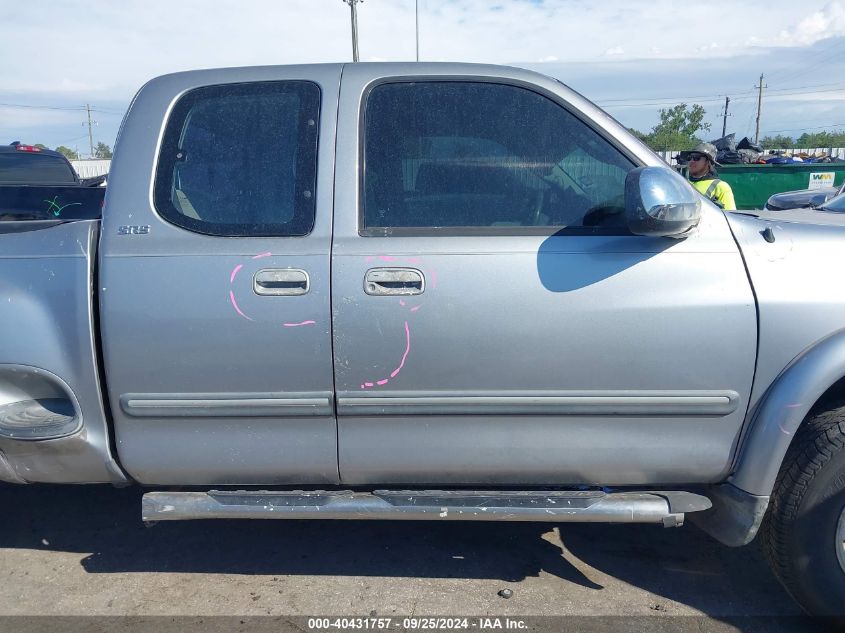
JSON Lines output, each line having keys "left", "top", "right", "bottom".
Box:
{"left": 117, "top": 225, "right": 150, "bottom": 235}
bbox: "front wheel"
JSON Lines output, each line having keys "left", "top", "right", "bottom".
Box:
{"left": 761, "top": 403, "right": 845, "bottom": 617}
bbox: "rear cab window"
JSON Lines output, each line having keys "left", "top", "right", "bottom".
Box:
{"left": 154, "top": 80, "right": 321, "bottom": 237}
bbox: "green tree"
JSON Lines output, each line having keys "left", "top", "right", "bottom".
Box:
{"left": 54, "top": 146, "right": 79, "bottom": 159}
{"left": 795, "top": 131, "right": 845, "bottom": 148}
{"left": 640, "top": 103, "right": 711, "bottom": 151}
{"left": 34, "top": 143, "right": 48, "bottom": 150}
{"left": 628, "top": 128, "right": 648, "bottom": 142}
{"left": 94, "top": 142, "right": 113, "bottom": 158}
{"left": 760, "top": 135, "right": 794, "bottom": 150}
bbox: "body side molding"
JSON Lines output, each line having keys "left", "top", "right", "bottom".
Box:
{"left": 337, "top": 390, "right": 740, "bottom": 417}
{"left": 120, "top": 392, "right": 334, "bottom": 418}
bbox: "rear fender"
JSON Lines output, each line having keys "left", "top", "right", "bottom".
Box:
{"left": 0, "top": 220, "right": 127, "bottom": 484}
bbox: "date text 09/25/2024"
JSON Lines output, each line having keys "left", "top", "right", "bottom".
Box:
{"left": 307, "top": 618, "right": 528, "bottom": 631}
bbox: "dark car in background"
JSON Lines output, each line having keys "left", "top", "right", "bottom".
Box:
{"left": 757, "top": 188, "right": 845, "bottom": 226}
{"left": 0, "top": 142, "right": 105, "bottom": 221}
{"left": 0, "top": 142, "right": 106, "bottom": 186}
{"left": 765, "top": 179, "right": 845, "bottom": 210}
{"left": 0, "top": 142, "right": 80, "bottom": 184}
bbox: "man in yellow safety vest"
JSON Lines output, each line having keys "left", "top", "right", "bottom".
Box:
{"left": 684, "top": 142, "right": 736, "bottom": 211}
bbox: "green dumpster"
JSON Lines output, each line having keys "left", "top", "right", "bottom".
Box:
{"left": 711, "top": 164, "right": 845, "bottom": 210}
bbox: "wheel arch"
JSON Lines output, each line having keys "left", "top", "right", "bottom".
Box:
{"left": 732, "top": 328, "right": 845, "bottom": 497}
{"left": 693, "top": 329, "right": 845, "bottom": 547}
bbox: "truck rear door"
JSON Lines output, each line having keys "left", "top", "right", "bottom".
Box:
{"left": 100, "top": 66, "right": 340, "bottom": 485}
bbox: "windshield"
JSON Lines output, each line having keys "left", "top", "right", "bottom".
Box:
{"left": 820, "top": 191, "right": 845, "bottom": 212}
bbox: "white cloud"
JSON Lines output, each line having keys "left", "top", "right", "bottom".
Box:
{"left": 778, "top": 2, "right": 845, "bottom": 45}
{"left": 3, "top": 0, "right": 842, "bottom": 97}
{"left": 696, "top": 42, "right": 720, "bottom": 52}
{"left": 0, "top": 106, "right": 85, "bottom": 131}
{"left": 3, "top": 0, "right": 845, "bottom": 147}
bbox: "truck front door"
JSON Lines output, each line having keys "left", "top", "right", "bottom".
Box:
{"left": 331, "top": 66, "right": 756, "bottom": 486}
{"left": 101, "top": 68, "right": 340, "bottom": 485}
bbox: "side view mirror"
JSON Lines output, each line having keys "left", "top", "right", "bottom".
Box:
{"left": 625, "top": 167, "right": 702, "bottom": 237}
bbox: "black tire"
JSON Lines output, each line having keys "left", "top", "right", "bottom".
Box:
{"left": 761, "top": 402, "right": 845, "bottom": 617}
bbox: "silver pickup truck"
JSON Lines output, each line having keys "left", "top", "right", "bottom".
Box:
{"left": 2, "top": 63, "right": 844, "bottom": 617}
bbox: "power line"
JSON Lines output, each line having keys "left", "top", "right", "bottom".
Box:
{"left": 766, "top": 39, "right": 845, "bottom": 85}
{"left": 598, "top": 91, "right": 750, "bottom": 104}
{"left": 0, "top": 102, "right": 126, "bottom": 114}
{"left": 603, "top": 97, "right": 735, "bottom": 108}
{"left": 597, "top": 82, "right": 845, "bottom": 108}
{"left": 0, "top": 102, "right": 86, "bottom": 111}
{"left": 763, "top": 123, "right": 845, "bottom": 134}
{"left": 740, "top": 100, "right": 756, "bottom": 138}
{"left": 54, "top": 133, "right": 90, "bottom": 145}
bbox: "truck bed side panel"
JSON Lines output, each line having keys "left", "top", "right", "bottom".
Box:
{"left": 0, "top": 220, "right": 126, "bottom": 483}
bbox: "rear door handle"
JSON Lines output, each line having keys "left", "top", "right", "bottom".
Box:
{"left": 254, "top": 269, "right": 309, "bottom": 296}
{"left": 364, "top": 268, "right": 425, "bottom": 296}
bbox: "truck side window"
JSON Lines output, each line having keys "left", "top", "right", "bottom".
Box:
{"left": 362, "top": 81, "right": 635, "bottom": 235}
{"left": 154, "top": 81, "right": 320, "bottom": 237}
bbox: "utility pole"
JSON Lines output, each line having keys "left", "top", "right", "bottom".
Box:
{"left": 86, "top": 104, "right": 95, "bottom": 158}
{"left": 341, "top": 0, "right": 363, "bottom": 62}
{"left": 415, "top": 0, "right": 419, "bottom": 62}
{"left": 754, "top": 74, "right": 767, "bottom": 144}
{"left": 721, "top": 96, "right": 731, "bottom": 137}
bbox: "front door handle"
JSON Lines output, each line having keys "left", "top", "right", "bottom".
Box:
{"left": 254, "top": 269, "right": 309, "bottom": 296}
{"left": 364, "top": 268, "right": 425, "bottom": 296}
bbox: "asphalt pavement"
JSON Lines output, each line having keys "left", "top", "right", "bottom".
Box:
{"left": 0, "top": 484, "right": 832, "bottom": 632}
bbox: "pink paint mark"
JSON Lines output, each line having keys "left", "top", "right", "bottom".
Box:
{"left": 360, "top": 321, "right": 412, "bottom": 388}
{"left": 229, "top": 290, "right": 254, "bottom": 321}
{"left": 230, "top": 264, "right": 244, "bottom": 284}
{"left": 405, "top": 257, "right": 422, "bottom": 264}
{"left": 379, "top": 255, "right": 397, "bottom": 262}
{"left": 283, "top": 320, "right": 316, "bottom": 327}
{"left": 785, "top": 403, "right": 803, "bottom": 409}
{"left": 410, "top": 305, "right": 421, "bottom": 312}
{"left": 429, "top": 269, "right": 438, "bottom": 289}
{"left": 779, "top": 422, "right": 793, "bottom": 436}
{"left": 252, "top": 252, "right": 272, "bottom": 260}
{"left": 399, "top": 299, "right": 406, "bottom": 306}
{"left": 365, "top": 256, "right": 375, "bottom": 262}
{"left": 389, "top": 321, "right": 411, "bottom": 378}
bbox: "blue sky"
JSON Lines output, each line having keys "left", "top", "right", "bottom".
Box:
{"left": 2, "top": 0, "right": 845, "bottom": 154}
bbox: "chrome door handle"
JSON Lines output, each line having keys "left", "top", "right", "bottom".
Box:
{"left": 253, "top": 269, "right": 309, "bottom": 296}
{"left": 364, "top": 268, "right": 424, "bottom": 296}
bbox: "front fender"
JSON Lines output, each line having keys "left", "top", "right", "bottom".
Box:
{"left": 692, "top": 329, "right": 845, "bottom": 546}
{"left": 731, "top": 328, "right": 845, "bottom": 497}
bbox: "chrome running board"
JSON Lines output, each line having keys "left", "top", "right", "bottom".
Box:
{"left": 142, "top": 489, "right": 711, "bottom": 527}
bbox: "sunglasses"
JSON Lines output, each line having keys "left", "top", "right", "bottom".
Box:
{"left": 688, "top": 154, "right": 706, "bottom": 162}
